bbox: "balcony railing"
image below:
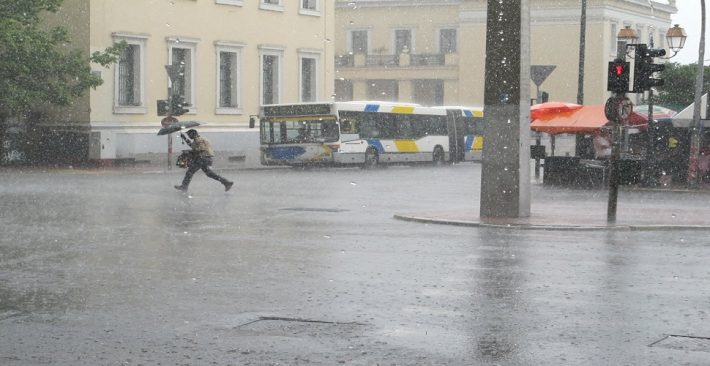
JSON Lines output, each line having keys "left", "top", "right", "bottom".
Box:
{"left": 336, "top": 52, "right": 454, "bottom": 68}
{"left": 366, "top": 54, "right": 399, "bottom": 66}
{"left": 335, "top": 54, "right": 354, "bottom": 67}
{"left": 410, "top": 54, "right": 445, "bottom": 66}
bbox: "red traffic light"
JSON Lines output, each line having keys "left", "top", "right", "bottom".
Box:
{"left": 607, "top": 59, "right": 630, "bottom": 93}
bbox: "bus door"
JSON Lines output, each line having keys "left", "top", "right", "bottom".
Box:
{"left": 446, "top": 110, "right": 465, "bottom": 162}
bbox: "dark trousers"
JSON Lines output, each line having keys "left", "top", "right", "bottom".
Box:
{"left": 181, "top": 156, "right": 231, "bottom": 188}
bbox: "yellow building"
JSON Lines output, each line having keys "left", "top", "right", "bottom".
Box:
{"left": 335, "top": 0, "right": 677, "bottom": 108}
{"left": 42, "top": 0, "right": 334, "bottom": 165}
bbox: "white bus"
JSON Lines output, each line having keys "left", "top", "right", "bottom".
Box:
{"left": 258, "top": 101, "right": 484, "bottom": 167}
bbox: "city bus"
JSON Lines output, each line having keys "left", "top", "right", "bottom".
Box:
{"left": 258, "top": 101, "right": 484, "bottom": 167}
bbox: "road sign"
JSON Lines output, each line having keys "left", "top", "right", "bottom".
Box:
{"left": 604, "top": 96, "right": 632, "bottom": 121}
{"left": 530, "top": 65, "right": 557, "bottom": 87}
{"left": 165, "top": 65, "right": 181, "bottom": 83}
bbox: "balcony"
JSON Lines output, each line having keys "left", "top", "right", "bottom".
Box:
{"left": 335, "top": 52, "right": 457, "bottom": 68}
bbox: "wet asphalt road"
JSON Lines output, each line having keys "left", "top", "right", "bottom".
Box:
{"left": 1, "top": 164, "right": 710, "bottom": 365}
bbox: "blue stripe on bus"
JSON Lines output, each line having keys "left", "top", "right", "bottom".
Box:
{"left": 463, "top": 109, "right": 474, "bottom": 117}
{"left": 266, "top": 146, "right": 306, "bottom": 160}
{"left": 367, "top": 139, "right": 385, "bottom": 153}
{"left": 364, "top": 104, "right": 380, "bottom": 112}
{"left": 464, "top": 135, "right": 474, "bottom": 151}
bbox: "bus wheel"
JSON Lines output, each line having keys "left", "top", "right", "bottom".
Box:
{"left": 363, "top": 148, "right": 379, "bottom": 169}
{"left": 433, "top": 146, "right": 445, "bottom": 166}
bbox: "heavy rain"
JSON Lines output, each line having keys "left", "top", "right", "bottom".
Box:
{"left": 2, "top": 1, "right": 710, "bottom": 365}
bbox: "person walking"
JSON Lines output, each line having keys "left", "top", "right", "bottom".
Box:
{"left": 175, "top": 129, "right": 233, "bottom": 192}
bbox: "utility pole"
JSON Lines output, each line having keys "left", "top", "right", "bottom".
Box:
{"left": 688, "top": 0, "right": 706, "bottom": 186}
{"left": 575, "top": 0, "right": 587, "bottom": 156}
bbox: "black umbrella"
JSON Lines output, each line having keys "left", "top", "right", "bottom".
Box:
{"left": 157, "top": 120, "right": 201, "bottom": 136}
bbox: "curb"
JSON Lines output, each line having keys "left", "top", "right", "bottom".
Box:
{"left": 393, "top": 214, "right": 710, "bottom": 231}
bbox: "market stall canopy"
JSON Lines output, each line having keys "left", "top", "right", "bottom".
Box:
{"left": 530, "top": 101, "right": 582, "bottom": 120}
{"left": 530, "top": 105, "right": 647, "bottom": 135}
{"left": 635, "top": 105, "right": 677, "bottom": 121}
{"left": 672, "top": 93, "right": 708, "bottom": 128}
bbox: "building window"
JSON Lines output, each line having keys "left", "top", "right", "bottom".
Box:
{"left": 260, "top": 49, "right": 282, "bottom": 105}
{"left": 440, "top": 29, "right": 457, "bottom": 54}
{"left": 301, "top": 0, "right": 317, "bottom": 11}
{"left": 413, "top": 80, "right": 444, "bottom": 106}
{"left": 216, "top": 43, "right": 242, "bottom": 114}
{"left": 299, "top": 53, "right": 319, "bottom": 102}
{"left": 394, "top": 29, "right": 413, "bottom": 54}
{"left": 335, "top": 79, "right": 353, "bottom": 102}
{"left": 610, "top": 23, "right": 618, "bottom": 54}
{"left": 367, "top": 80, "right": 398, "bottom": 101}
{"left": 113, "top": 33, "right": 147, "bottom": 114}
{"left": 260, "top": 0, "right": 283, "bottom": 11}
{"left": 350, "top": 30, "right": 369, "bottom": 54}
{"left": 118, "top": 45, "right": 140, "bottom": 106}
{"left": 169, "top": 41, "right": 196, "bottom": 111}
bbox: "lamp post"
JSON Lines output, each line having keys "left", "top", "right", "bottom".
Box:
{"left": 616, "top": 24, "right": 686, "bottom": 186}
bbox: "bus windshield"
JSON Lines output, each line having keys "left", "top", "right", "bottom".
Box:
{"left": 260, "top": 116, "right": 339, "bottom": 144}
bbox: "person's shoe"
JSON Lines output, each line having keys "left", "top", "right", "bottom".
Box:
{"left": 224, "top": 181, "right": 234, "bottom": 192}
{"left": 174, "top": 185, "right": 187, "bottom": 192}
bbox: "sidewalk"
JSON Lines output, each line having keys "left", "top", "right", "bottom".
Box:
{"left": 395, "top": 184, "right": 710, "bottom": 231}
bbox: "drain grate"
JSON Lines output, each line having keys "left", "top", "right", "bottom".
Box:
{"left": 280, "top": 207, "right": 349, "bottom": 213}
{"left": 236, "top": 316, "right": 364, "bottom": 337}
{"left": 649, "top": 335, "right": 710, "bottom": 352}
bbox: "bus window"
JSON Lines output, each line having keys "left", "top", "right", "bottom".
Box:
{"left": 321, "top": 121, "right": 339, "bottom": 142}
{"left": 395, "top": 115, "right": 413, "bottom": 139}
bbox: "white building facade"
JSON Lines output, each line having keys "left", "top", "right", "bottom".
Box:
{"left": 42, "top": 0, "right": 334, "bottom": 166}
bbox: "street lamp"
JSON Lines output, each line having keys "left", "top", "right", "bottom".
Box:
{"left": 617, "top": 26, "right": 638, "bottom": 46}
{"left": 666, "top": 24, "right": 688, "bottom": 56}
{"left": 616, "top": 23, "right": 686, "bottom": 186}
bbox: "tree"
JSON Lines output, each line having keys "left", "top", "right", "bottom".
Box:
{"left": 655, "top": 62, "right": 710, "bottom": 112}
{"left": 0, "top": 0, "right": 124, "bottom": 163}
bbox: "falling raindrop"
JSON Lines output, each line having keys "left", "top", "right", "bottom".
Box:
{"left": 350, "top": 181, "right": 358, "bottom": 186}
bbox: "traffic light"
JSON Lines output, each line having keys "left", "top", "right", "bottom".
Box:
{"left": 633, "top": 44, "right": 666, "bottom": 92}
{"left": 607, "top": 58, "right": 630, "bottom": 93}
{"left": 171, "top": 96, "right": 190, "bottom": 116}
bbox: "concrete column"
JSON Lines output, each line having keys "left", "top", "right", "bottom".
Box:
{"left": 352, "top": 80, "right": 369, "bottom": 100}
{"left": 399, "top": 80, "right": 414, "bottom": 103}
{"left": 480, "top": 0, "right": 531, "bottom": 218}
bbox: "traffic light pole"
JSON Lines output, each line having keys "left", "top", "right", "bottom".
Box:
{"left": 645, "top": 90, "right": 656, "bottom": 185}
{"left": 167, "top": 85, "right": 173, "bottom": 170}
{"left": 604, "top": 95, "right": 632, "bottom": 223}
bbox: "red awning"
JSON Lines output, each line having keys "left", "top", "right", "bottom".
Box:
{"left": 530, "top": 101, "right": 583, "bottom": 120}
{"left": 530, "top": 105, "right": 647, "bottom": 135}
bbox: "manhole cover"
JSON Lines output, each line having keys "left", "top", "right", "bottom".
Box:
{"left": 236, "top": 316, "right": 364, "bottom": 337}
{"left": 649, "top": 335, "right": 710, "bottom": 352}
{"left": 281, "top": 208, "right": 349, "bottom": 213}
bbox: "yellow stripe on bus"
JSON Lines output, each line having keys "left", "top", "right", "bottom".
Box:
{"left": 391, "top": 106, "right": 415, "bottom": 114}
{"left": 472, "top": 136, "right": 484, "bottom": 151}
{"left": 394, "top": 140, "right": 419, "bottom": 152}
